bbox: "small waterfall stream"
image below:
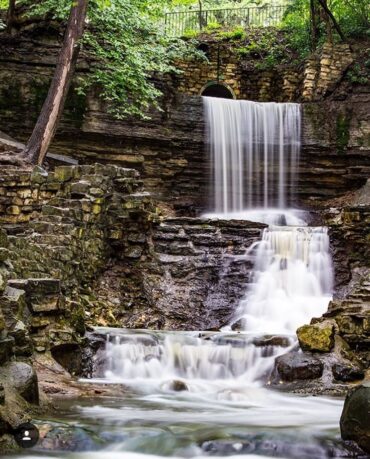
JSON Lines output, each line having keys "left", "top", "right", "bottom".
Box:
{"left": 102, "top": 331, "right": 292, "bottom": 386}
{"left": 232, "top": 226, "right": 333, "bottom": 334}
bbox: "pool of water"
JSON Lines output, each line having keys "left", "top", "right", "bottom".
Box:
{"left": 6, "top": 370, "right": 346, "bottom": 459}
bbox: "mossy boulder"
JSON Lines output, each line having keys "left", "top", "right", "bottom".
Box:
{"left": 297, "top": 321, "right": 335, "bottom": 353}
{"left": 340, "top": 382, "right": 370, "bottom": 453}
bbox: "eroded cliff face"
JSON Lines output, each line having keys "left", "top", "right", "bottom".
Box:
{"left": 0, "top": 30, "right": 369, "bottom": 212}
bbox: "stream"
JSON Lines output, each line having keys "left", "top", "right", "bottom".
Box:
{"left": 8, "top": 330, "right": 344, "bottom": 459}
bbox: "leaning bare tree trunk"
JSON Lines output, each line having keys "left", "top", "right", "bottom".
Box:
{"left": 23, "top": 0, "right": 88, "bottom": 166}
{"left": 317, "top": 0, "right": 345, "bottom": 42}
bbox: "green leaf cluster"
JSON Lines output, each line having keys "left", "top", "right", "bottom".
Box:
{"left": 281, "top": 0, "right": 370, "bottom": 59}
{"left": 20, "top": 0, "right": 200, "bottom": 119}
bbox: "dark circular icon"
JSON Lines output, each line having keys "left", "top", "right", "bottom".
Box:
{"left": 13, "top": 422, "right": 39, "bottom": 448}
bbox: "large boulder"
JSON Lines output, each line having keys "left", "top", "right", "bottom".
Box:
{"left": 297, "top": 321, "right": 335, "bottom": 353}
{"left": 275, "top": 351, "right": 324, "bottom": 382}
{"left": 340, "top": 382, "right": 370, "bottom": 453}
{"left": 3, "top": 362, "right": 39, "bottom": 405}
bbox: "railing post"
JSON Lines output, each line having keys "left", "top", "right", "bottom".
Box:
{"left": 198, "top": 2, "right": 202, "bottom": 32}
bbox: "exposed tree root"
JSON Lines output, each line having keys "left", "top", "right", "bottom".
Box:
{"left": 0, "top": 150, "right": 33, "bottom": 168}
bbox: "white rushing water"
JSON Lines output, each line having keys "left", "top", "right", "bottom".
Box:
{"left": 203, "top": 98, "right": 301, "bottom": 212}
{"left": 231, "top": 226, "right": 333, "bottom": 334}
{"left": 203, "top": 96, "right": 333, "bottom": 336}
{"left": 99, "top": 331, "right": 292, "bottom": 388}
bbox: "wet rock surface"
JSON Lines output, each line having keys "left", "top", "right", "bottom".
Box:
{"left": 275, "top": 351, "right": 324, "bottom": 382}
{"left": 91, "top": 217, "right": 265, "bottom": 330}
{"left": 340, "top": 382, "right": 370, "bottom": 453}
{"left": 332, "top": 362, "right": 365, "bottom": 382}
{"left": 201, "top": 436, "right": 365, "bottom": 459}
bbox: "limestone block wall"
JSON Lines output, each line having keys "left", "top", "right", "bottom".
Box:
{"left": 175, "top": 40, "right": 354, "bottom": 102}
{"left": 176, "top": 43, "right": 242, "bottom": 98}
{"left": 0, "top": 163, "right": 155, "bottom": 357}
{"left": 303, "top": 43, "right": 353, "bottom": 101}
{"left": 0, "top": 168, "right": 55, "bottom": 224}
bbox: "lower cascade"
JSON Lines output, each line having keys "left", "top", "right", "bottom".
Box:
{"left": 100, "top": 331, "right": 293, "bottom": 386}
{"left": 232, "top": 225, "right": 333, "bottom": 334}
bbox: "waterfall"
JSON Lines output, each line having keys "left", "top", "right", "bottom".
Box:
{"left": 231, "top": 226, "right": 333, "bottom": 334}
{"left": 93, "top": 98, "right": 333, "bottom": 390}
{"left": 96, "top": 330, "right": 293, "bottom": 387}
{"left": 203, "top": 96, "right": 333, "bottom": 335}
{"left": 203, "top": 97, "right": 301, "bottom": 214}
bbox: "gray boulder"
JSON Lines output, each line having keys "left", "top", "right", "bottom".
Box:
{"left": 4, "top": 362, "right": 39, "bottom": 404}
{"left": 275, "top": 351, "right": 324, "bottom": 382}
{"left": 340, "top": 382, "right": 370, "bottom": 453}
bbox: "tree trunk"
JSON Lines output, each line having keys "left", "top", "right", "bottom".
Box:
{"left": 317, "top": 0, "right": 346, "bottom": 42}
{"left": 310, "top": 0, "right": 319, "bottom": 50}
{"left": 23, "top": 0, "right": 89, "bottom": 166}
{"left": 6, "top": 0, "right": 16, "bottom": 34}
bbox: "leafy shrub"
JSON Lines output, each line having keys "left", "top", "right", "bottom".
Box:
{"left": 205, "top": 20, "right": 222, "bottom": 31}
{"left": 219, "top": 25, "right": 246, "bottom": 40}
{"left": 183, "top": 28, "right": 199, "bottom": 38}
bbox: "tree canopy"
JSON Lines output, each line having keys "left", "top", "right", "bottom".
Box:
{"left": 12, "top": 0, "right": 199, "bottom": 119}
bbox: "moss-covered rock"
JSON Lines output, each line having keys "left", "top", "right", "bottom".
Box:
{"left": 340, "top": 382, "right": 370, "bottom": 453}
{"left": 297, "top": 321, "right": 335, "bottom": 353}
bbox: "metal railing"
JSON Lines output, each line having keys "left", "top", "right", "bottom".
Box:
{"left": 165, "top": 4, "right": 289, "bottom": 37}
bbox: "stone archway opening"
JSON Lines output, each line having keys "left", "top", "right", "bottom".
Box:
{"left": 200, "top": 82, "right": 235, "bottom": 99}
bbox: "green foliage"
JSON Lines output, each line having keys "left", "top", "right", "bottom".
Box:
{"left": 20, "top": 0, "right": 199, "bottom": 119}
{"left": 234, "top": 29, "right": 293, "bottom": 69}
{"left": 330, "top": 0, "right": 370, "bottom": 38}
{"left": 280, "top": 0, "right": 370, "bottom": 59}
{"left": 183, "top": 28, "right": 199, "bottom": 38}
{"left": 205, "top": 20, "right": 222, "bottom": 31}
{"left": 280, "top": 0, "right": 311, "bottom": 59}
{"left": 347, "top": 49, "right": 370, "bottom": 85}
{"left": 219, "top": 25, "right": 246, "bottom": 40}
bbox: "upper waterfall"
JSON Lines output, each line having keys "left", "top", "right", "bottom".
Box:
{"left": 203, "top": 97, "right": 301, "bottom": 214}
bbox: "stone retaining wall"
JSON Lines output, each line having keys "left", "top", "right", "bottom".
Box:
{"left": 0, "top": 163, "right": 155, "bottom": 360}
{"left": 176, "top": 40, "right": 353, "bottom": 102}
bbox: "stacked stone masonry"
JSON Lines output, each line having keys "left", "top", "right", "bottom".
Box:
{"left": 0, "top": 163, "right": 155, "bottom": 359}
{"left": 176, "top": 41, "right": 354, "bottom": 102}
